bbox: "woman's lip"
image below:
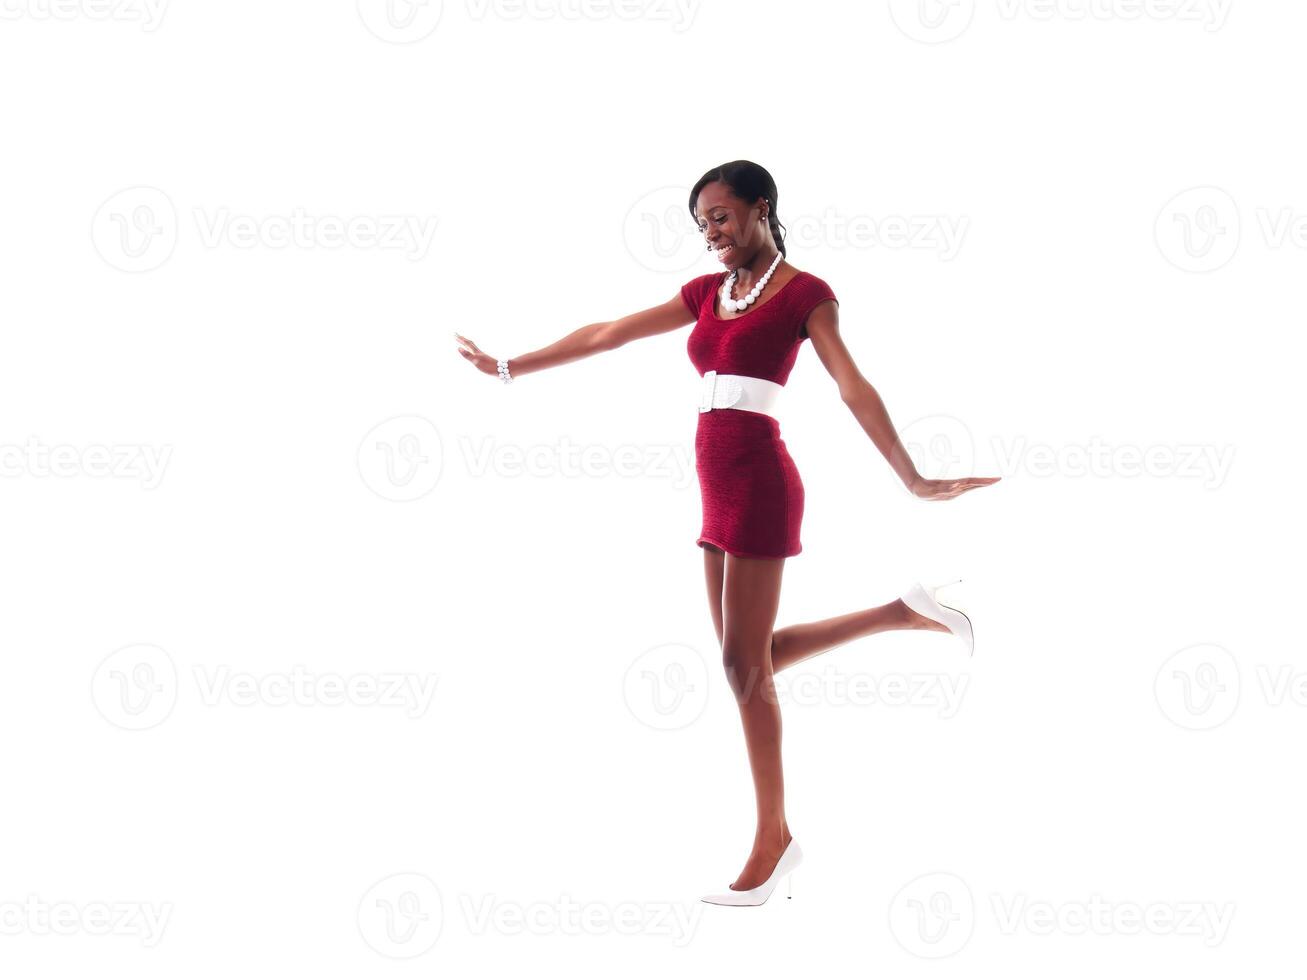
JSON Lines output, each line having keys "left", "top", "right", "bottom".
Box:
{"left": 714, "top": 244, "right": 735, "bottom": 260}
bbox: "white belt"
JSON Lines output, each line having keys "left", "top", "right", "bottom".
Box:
{"left": 698, "top": 370, "right": 782, "bottom": 418}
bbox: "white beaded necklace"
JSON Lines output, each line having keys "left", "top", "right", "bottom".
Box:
{"left": 719, "top": 251, "right": 784, "bottom": 313}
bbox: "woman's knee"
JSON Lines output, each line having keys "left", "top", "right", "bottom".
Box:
{"left": 721, "top": 642, "right": 774, "bottom": 701}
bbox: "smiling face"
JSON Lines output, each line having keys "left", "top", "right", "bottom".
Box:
{"left": 693, "top": 181, "right": 769, "bottom": 270}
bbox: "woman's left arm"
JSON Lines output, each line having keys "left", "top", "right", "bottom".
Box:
{"left": 805, "top": 300, "right": 1000, "bottom": 500}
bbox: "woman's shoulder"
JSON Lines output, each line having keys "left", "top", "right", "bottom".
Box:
{"left": 784, "top": 266, "right": 839, "bottom": 339}
{"left": 783, "top": 266, "right": 837, "bottom": 302}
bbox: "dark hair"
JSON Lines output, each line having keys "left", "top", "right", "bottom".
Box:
{"left": 688, "top": 160, "right": 787, "bottom": 258}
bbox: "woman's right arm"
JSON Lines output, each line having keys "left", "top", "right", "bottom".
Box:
{"left": 455, "top": 293, "right": 694, "bottom": 379}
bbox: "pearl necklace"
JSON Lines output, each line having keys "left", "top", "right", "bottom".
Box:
{"left": 720, "top": 251, "right": 784, "bottom": 313}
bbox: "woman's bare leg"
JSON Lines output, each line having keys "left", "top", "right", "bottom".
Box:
{"left": 699, "top": 545, "right": 951, "bottom": 891}
{"left": 770, "top": 600, "right": 948, "bottom": 673}
{"left": 701, "top": 544, "right": 949, "bottom": 675}
{"left": 716, "top": 548, "right": 791, "bottom": 892}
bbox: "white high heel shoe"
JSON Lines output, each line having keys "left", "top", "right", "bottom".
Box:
{"left": 900, "top": 579, "right": 974, "bottom": 656}
{"left": 701, "top": 838, "right": 803, "bottom": 906}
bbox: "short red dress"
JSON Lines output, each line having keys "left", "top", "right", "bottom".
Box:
{"left": 680, "top": 268, "right": 839, "bottom": 559}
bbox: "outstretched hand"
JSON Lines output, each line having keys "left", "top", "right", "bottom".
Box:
{"left": 454, "top": 332, "right": 500, "bottom": 378}
{"left": 908, "top": 474, "right": 1001, "bottom": 500}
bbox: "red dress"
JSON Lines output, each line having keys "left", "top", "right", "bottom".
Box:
{"left": 680, "top": 269, "right": 839, "bottom": 559}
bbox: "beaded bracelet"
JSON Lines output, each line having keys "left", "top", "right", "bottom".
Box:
{"left": 497, "top": 358, "right": 513, "bottom": 384}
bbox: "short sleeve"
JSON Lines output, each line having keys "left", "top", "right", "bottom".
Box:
{"left": 795, "top": 274, "right": 838, "bottom": 340}
{"left": 680, "top": 272, "right": 720, "bottom": 319}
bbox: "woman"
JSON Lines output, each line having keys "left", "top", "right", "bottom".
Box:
{"left": 455, "top": 160, "right": 999, "bottom": 907}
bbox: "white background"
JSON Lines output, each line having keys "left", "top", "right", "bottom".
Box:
{"left": 1, "top": 0, "right": 1302, "bottom": 975}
